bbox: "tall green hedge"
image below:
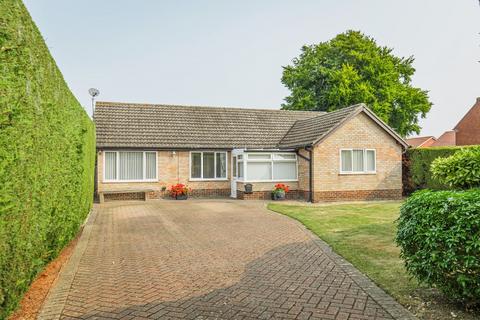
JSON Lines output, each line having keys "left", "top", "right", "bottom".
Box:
{"left": 0, "top": 1, "right": 95, "bottom": 318}
{"left": 403, "top": 146, "right": 476, "bottom": 193}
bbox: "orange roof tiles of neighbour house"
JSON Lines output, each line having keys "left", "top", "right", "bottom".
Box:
{"left": 430, "top": 130, "right": 457, "bottom": 147}
{"left": 405, "top": 136, "right": 437, "bottom": 148}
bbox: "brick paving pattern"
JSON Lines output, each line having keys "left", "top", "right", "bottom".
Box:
{"left": 39, "top": 200, "right": 415, "bottom": 320}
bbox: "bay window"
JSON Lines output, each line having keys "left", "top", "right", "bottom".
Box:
{"left": 237, "top": 153, "right": 297, "bottom": 182}
{"left": 340, "top": 149, "right": 376, "bottom": 174}
{"left": 104, "top": 151, "right": 157, "bottom": 181}
{"left": 190, "top": 151, "right": 227, "bottom": 180}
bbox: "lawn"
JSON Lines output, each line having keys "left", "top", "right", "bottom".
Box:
{"left": 268, "top": 201, "right": 478, "bottom": 320}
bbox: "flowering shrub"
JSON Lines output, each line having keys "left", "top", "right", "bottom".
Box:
{"left": 273, "top": 183, "right": 290, "bottom": 193}
{"left": 168, "top": 183, "right": 191, "bottom": 198}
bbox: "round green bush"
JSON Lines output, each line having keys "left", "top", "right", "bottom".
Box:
{"left": 396, "top": 189, "right": 480, "bottom": 304}
{"left": 431, "top": 147, "right": 480, "bottom": 189}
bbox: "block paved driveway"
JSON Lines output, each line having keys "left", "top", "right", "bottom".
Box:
{"left": 40, "top": 200, "right": 414, "bottom": 320}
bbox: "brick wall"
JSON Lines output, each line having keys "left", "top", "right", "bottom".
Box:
{"left": 97, "top": 151, "right": 232, "bottom": 199}
{"left": 297, "top": 148, "right": 311, "bottom": 193}
{"left": 455, "top": 98, "right": 480, "bottom": 146}
{"left": 237, "top": 190, "right": 304, "bottom": 200}
{"left": 314, "top": 189, "right": 402, "bottom": 201}
{"left": 311, "top": 112, "right": 403, "bottom": 202}
{"left": 104, "top": 192, "right": 146, "bottom": 202}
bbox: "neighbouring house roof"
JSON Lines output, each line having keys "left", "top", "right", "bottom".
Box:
{"left": 431, "top": 130, "right": 456, "bottom": 147}
{"left": 406, "top": 136, "right": 437, "bottom": 148}
{"left": 94, "top": 101, "right": 407, "bottom": 150}
{"left": 454, "top": 97, "right": 480, "bottom": 131}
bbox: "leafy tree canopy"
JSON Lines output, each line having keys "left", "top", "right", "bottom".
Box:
{"left": 281, "top": 30, "right": 432, "bottom": 136}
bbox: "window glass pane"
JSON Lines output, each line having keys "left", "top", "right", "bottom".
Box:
{"left": 203, "top": 152, "right": 215, "bottom": 178}
{"left": 366, "top": 150, "right": 376, "bottom": 172}
{"left": 145, "top": 152, "right": 156, "bottom": 179}
{"left": 237, "top": 155, "right": 243, "bottom": 160}
{"left": 238, "top": 161, "right": 244, "bottom": 178}
{"left": 119, "top": 152, "right": 143, "bottom": 180}
{"left": 247, "top": 153, "right": 271, "bottom": 160}
{"left": 341, "top": 150, "right": 352, "bottom": 172}
{"left": 273, "top": 162, "right": 296, "bottom": 180}
{"left": 247, "top": 162, "right": 272, "bottom": 180}
{"left": 274, "top": 153, "right": 296, "bottom": 160}
{"left": 191, "top": 153, "right": 201, "bottom": 178}
{"left": 352, "top": 150, "right": 364, "bottom": 172}
{"left": 216, "top": 152, "right": 227, "bottom": 178}
{"left": 105, "top": 152, "right": 117, "bottom": 180}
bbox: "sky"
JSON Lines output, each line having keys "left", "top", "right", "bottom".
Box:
{"left": 23, "top": 0, "right": 479, "bottom": 137}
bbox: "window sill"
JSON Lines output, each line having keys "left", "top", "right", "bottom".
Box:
{"left": 338, "top": 172, "right": 376, "bottom": 175}
{"left": 189, "top": 178, "right": 229, "bottom": 182}
{"left": 103, "top": 180, "right": 159, "bottom": 183}
{"left": 236, "top": 179, "right": 299, "bottom": 183}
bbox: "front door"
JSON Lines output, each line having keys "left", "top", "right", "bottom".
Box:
{"left": 231, "top": 155, "right": 237, "bottom": 198}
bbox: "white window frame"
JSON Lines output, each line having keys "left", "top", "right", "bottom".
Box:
{"left": 103, "top": 150, "right": 158, "bottom": 182}
{"left": 189, "top": 151, "right": 229, "bottom": 181}
{"left": 339, "top": 148, "right": 376, "bottom": 174}
{"left": 237, "top": 152, "right": 298, "bottom": 182}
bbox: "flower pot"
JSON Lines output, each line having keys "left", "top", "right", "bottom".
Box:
{"left": 273, "top": 190, "right": 286, "bottom": 200}
{"left": 176, "top": 194, "right": 188, "bottom": 200}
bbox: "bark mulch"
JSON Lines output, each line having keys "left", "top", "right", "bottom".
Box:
{"left": 8, "top": 235, "right": 80, "bottom": 320}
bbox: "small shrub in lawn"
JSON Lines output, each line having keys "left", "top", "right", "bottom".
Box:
{"left": 396, "top": 189, "right": 480, "bottom": 305}
{"left": 431, "top": 147, "right": 480, "bottom": 189}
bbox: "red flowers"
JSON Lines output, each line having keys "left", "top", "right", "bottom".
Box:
{"left": 273, "top": 183, "right": 290, "bottom": 193}
{"left": 168, "top": 183, "right": 191, "bottom": 198}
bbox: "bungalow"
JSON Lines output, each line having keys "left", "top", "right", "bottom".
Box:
{"left": 93, "top": 101, "right": 407, "bottom": 202}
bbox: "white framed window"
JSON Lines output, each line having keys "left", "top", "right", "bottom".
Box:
{"left": 237, "top": 152, "right": 298, "bottom": 182}
{"left": 190, "top": 151, "right": 228, "bottom": 180}
{"left": 340, "top": 149, "right": 376, "bottom": 174}
{"left": 103, "top": 151, "right": 158, "bottom": 182}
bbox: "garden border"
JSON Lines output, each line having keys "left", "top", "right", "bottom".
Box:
{"left": 37, "top": 209, "right": 98, "bottom": 320}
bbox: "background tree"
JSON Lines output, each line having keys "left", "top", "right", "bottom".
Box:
{"left": 281, "top": 30, "right": 432, "bottom": 136}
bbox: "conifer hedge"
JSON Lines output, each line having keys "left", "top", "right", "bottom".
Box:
{"left": 403, "top": 146, "right": 476, "bottom": 194}
{"left": 0, "top": 1, "right": 95, "bottom": 318}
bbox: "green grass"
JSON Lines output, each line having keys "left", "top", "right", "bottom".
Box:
{"left": 267, "top": 201, "right": 479, "bottom": 320}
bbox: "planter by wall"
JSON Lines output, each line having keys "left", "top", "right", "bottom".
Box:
{"left": 272, "top": 190, "right": 286, "bottom": 200}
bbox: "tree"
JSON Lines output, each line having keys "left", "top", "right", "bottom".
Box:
{"left": 281, "top": 30, "right": 432, "bottom": 136}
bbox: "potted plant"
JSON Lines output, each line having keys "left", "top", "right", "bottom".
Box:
{"left": 168, "top": 183, "right": 191, "bottom": 200}
{"left": 272, "top": 183, "right": 289, "bottom": 200}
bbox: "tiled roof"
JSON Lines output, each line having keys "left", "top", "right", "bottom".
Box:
{"left": 431, "top": 130, "right": 456, "bottom": 147}
{"left": 94, "top": 101, "right": 407, "bottom": 150}
{"left": 278, "top": 104, "right": 364, "bottom": 148}
{"left": 94, "top": 102, "right": 321, "bottom": 149}
{"left": 406, "top": 136, "right": 436, "bottom": 148}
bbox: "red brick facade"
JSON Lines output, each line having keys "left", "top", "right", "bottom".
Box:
{"left": 104, "top": 192, "right": 146, "bottom": 202}
{"left": 146, "top": 189, "right": 231, "bottom": 200}
{"left": 455, "top": 98, "right": 480, "bottom": 146}
{"left": 313, "top": 189, "right": 402, "bottom": 202}
{"left": 237, "top": 190, "right": 307, "bottom": 201}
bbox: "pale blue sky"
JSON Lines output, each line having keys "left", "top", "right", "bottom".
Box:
{"left": 23, "top": 0, "right": 479, "bottom": 137}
